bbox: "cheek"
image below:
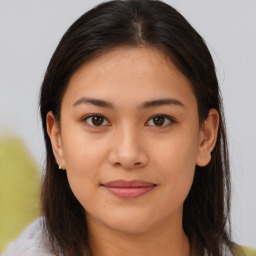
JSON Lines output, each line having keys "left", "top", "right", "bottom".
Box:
{"left": 153, "top": 127, "right": 199, "bottom": 201}
{"left": 61, "top": 123, "right": 107, "bottom": 171}
{"left": 60, "top": 128, "right": 108, "bottom": 203}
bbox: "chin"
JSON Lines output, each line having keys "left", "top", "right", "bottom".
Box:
{"left": 108, "top": 220, "right": 153, "bottom": 234}
{"left": 101, "top": 211, "right": 158, "bottom": 234}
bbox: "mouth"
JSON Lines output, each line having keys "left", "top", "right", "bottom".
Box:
{"left": 101, "top": 180, "right": 157, "bottom": 199}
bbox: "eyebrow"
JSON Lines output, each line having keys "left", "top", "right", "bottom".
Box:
{"left": 73, "top": 97, "right": 184, "bottom": 109}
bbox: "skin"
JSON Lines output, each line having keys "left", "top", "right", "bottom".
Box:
{"left": 47, "top": 46, "right": 219, "bottom": 256}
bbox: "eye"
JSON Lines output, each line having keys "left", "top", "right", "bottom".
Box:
{"left": 82, "top": 114, "right": 110, "bottom": 127}
{"left": 146, "top": 115, "right": 175, "bottom": 127}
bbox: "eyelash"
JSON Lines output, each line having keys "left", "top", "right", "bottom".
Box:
{"left": 81, "top": 114, "right": 175, "bottom": 128}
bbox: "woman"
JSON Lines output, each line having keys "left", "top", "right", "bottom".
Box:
{"left": 2, "top": 0, "right": 249, "bottom": 255}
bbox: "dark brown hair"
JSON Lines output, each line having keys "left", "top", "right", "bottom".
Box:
{"left": 40, "top": 0, "right": 235, "bottom": 255}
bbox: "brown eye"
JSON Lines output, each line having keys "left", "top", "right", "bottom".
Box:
{"left": 91, "top": 115, "right": 104, "bottom": 126}
{"left": 152, "top": 116, "right": 165, "bottom": 126}
{"left": 146, "top": 115, "right": 174, "bottom": 127}
{"left": 83, "top": 115, "right": 109, "bottom": 127}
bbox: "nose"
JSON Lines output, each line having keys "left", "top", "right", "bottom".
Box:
{"left": 108, "top": 125, "right": 149, "bottom": 170}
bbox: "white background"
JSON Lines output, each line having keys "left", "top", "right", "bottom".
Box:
{"left": 0, "top": 0, "right": 255, "bottom": 248}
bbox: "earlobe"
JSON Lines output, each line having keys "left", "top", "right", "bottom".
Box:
{"left": 46, "top": 111, "right": 66, "bottom": 169}
{"left": 196, "top": 108, "right": 219, "bottom": 167}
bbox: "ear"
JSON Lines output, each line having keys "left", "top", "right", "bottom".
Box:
{"left": 46, "top": 111, "right": 66, "bottom": 169}
{"left": 196, "top": 108, "right": 219, "bottom": 167}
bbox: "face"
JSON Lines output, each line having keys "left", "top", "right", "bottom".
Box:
{"left": 47, "top": 46, "right": 218, "bottom": 234}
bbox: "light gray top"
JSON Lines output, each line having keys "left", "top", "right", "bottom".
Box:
{"left": 1, "top": 218, "right": 53, "bottom": 256}
{"left": 1, "top": 218, "right": 234, "bottom": 256}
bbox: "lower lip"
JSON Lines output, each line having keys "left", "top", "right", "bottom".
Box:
{"left": 103, "top": 186, "right": 155, "bottom": 199}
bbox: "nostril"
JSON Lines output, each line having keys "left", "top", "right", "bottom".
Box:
{"left": 113, "top": 161, "right": 142, "bottom": 168}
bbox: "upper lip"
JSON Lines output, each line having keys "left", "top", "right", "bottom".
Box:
{"left": 102, "top": 180, "right": 156, "bottom": 188}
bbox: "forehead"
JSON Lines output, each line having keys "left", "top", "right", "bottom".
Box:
{"left": 71, "top": 46, "right": 179, "bottom": 84}
{"left": 62, "top": 46, "right": 197, "bottom": 110}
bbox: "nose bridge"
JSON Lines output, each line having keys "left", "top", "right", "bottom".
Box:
{"left": 108, "top": 123, "right": 148, "bottom": 169}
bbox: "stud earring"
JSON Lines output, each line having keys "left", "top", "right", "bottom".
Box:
{"left": 59, "top": 165, "right": 62, "bottom": 170}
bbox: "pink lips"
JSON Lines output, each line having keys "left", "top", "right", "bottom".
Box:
{"left": 102, "top": 180, "right": 156, "bottom": 199}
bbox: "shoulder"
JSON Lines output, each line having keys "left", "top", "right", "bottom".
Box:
{"left": 1, "top": 217, "right": 54, "bottom": 256}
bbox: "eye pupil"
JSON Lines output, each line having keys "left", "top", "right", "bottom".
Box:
{"left": 92, "top": 115, "right": 104, "bottom": 126}
{"left": 153, "top": 116, "right": 165, "bottom": 126}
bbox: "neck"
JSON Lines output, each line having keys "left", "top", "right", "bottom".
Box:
{"left": 86, "top": 213, "right": 191, "bottom": 256}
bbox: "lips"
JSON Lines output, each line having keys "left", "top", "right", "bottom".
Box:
{"left": 102, "top": 180, "right": 156, "bottom": 199}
